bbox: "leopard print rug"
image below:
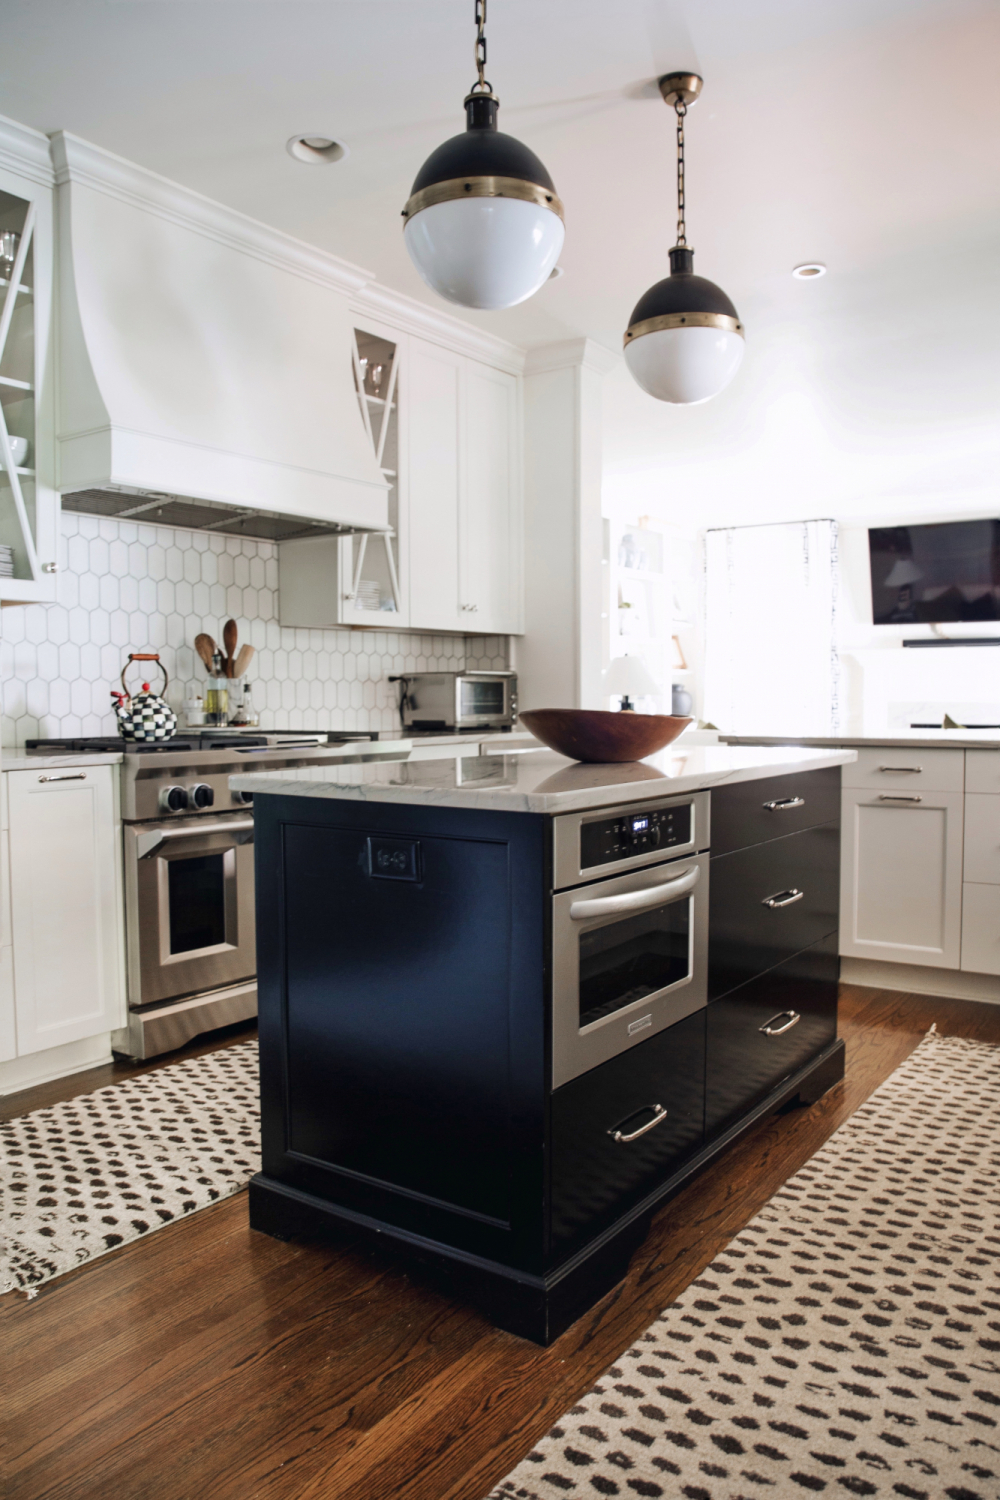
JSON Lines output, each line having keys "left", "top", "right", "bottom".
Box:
{"left": 1, "top": 1039, "right": 259, "bottom": 1294}
{"left": 487, "top": 1030, "right": 1000, "bottom": 1500}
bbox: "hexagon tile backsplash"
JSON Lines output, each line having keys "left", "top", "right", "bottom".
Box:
{"left": 1, "top": 513, "right": 509, "bottom": 746}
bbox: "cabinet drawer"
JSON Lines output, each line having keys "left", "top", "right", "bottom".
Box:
{"left": 710, "top": 767, "right": 840, "bottom": 856}
{"left": 709, "top": 822, "right": 840, "bottom": 1001}
{"left": 961, "top": 883, "right": 1000, "bottom": 975}
{"left": 550, "top": 1009, "right": 705, "bottom": 1259}
{"left": 964, "top": 794, "right": 1000, "bottom": 884}
{"left": 842, "top": 746, "right": 964, "bottom": 793}
{"left": 965, "top": 750, "right": 1000, "bottom": 795}
{"left": 706, "top": 934, "right": 838, "bottom": 1138}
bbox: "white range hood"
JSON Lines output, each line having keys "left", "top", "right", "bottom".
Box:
{"left": 50, "top": 132, "right": 388, "bottom": 537}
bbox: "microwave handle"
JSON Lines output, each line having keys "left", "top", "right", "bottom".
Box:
{"left": 136, "top": 819, "right": 255, "bottom": 860}
{"left": 569, "top": 863, "right": 700, "bottom": 921}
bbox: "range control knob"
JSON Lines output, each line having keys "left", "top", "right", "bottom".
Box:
{"left": 649, "top": 824, "right": 662, "bottom": 847}
{"left": 159, "top": 785, "right": 188, "bottom": 813}
{"left": 233, "top": 789, "right": 254, "bottom": 805}
{"left": 187, "top": 783, "right": 215, "bottom": 810}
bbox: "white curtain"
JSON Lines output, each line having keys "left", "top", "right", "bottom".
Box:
{"left": 703, "top": 519, "right": 840, "bottom": 737}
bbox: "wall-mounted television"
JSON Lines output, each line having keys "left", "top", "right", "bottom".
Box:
{"left": 869, "top": 519, "right": 1000, "bottom": 625}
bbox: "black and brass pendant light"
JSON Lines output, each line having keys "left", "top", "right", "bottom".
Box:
{"left": 624, "top": 73, "right": 745, "bottom": 404}
{"left": 401, "top": 0, "right": 565, "bottom": 310}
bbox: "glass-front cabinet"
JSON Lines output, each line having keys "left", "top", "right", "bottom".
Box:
{"left": 339, "top": 321, "right": 408, "bottom": 627}
{"left": 0, "top": 140, "right": 58, "bottom": 603}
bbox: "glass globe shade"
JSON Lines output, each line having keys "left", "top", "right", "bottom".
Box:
{"left": 623, "top": 324, "right": 745, "bottom": 405}
{"left": 404, "top": 197, "right": 564, "bottom": 311}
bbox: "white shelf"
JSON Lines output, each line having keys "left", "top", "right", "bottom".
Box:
{"left": 0, "top": 375, "right": 32, "bottom": 393}
{"left": 364, "top": 395, "right": 396, "bottom": 409}
{"left": 0, "top": 277, "right": 31, "bottom": 297}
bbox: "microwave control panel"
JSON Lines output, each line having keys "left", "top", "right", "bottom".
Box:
{"left": 580, "top": 802, "right": 693, "bottom": 870}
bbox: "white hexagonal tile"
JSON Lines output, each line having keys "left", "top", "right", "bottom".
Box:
{"left": 156, "top": 579, "right": 175, "bottom": 615}
{"left": 137, "top": 577, "right": 157, "bottom": 614}
{"left": 226, "top": 586, "right": 242, "bottom": 620}
{"left": 129, "top": 611, "right": 150, "bottom": 646}
{"left": 89, "top": 609, "right": 110, "bottom": 647}
{"left": 128, "top": 541, "right": 148, "bottom": 579}
{"left": 146, "top": 545, "right": 166, "bottom": 583}
{"left": 279, "top": 679, "right": 294, "bottom": 710}
{"left": 336, "top": 680, "right": 350, "bottom": 710}
{"left": 294, "top": 680, "right": 309, "bottom": 710}
{"left": 67, "top": 534, "right": 89, "bottom": 576}
{"left": 108, "top": 539, "right": 129, "bottom": 577}
{"left": 101, "top": 643, "right": 120, "bottom": 680}
{"left": 242, "top": 588, "right": 258, "bottom": 621}
{"left": 89, "top": 537, "right": 109, "bottom": 576}
{"left": 323, "top": 680, "right": 337, "bottom": 709}
{"left": 217, "top": 553, "right": 234, "bottom": 587}
{"left": 342, "top": 654, "right": 357, "bottom": 682}
{"left": 70, "top": 679, "right": 91, "bottom": 717}
{"left": 36, "top": 642, "right": 59, "bottom": 682}
{"left": 78, "top": 572, "right": 100, "bottom": 611}
{"left": 200, "top": 551, "right": 218, "bottom": 586}
{"left": 118, "top": 576, "right": 138, "bottom": 613}
{"left": 257, "top": 588, "right": 274, "bottom": 619}
{"left": 98, "top": 573, "right": 119, "bottom": 613}
{"left": 78, "top": 514, "right": 99, "bottom": 540}
{"left": 166, "top": 613, "right": 185, "bottom": 648}
{"left": 233, "top": 555, "right": 250, "bottom": 588}
{"left": 48, "top": 679, "right": 71, "bottom": 719}
{"left": 249, "top": 556, "right": 266, "bottom": 590}
{"left": 148, "top": 613, "right": 167, "bottom": 648}
{"left": 61, "top": 512, "right": 79, "bottom": 537}
{"left": 80, "top": 643, "right": 102, "bottom": 682}
{"left": 174, "top": 580, "right": 193, "bottom": 616}
{"left": 25, "top": 679, "right": 48, "bottom": 718}
{"left": 192, "top": 582, "right": 211, "bottom": 616}
{"left": 208, "top": 534, "right": 225, "bottom": 554}
{"left": 210, "top": 584, "right": 227, "bottom": 616}
{"left": 109, "top": 611, "right": 130, "bottom": 648}
{"left": 362, "top": 680, "right": 376, "bottom": 709}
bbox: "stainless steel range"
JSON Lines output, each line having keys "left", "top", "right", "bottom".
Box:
{"left": 26, "top": 730, "right": 404, "bottom": 1059}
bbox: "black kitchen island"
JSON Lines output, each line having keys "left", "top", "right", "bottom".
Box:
{"left": 233, "top": 742, "right": 854, "bottom": 1344}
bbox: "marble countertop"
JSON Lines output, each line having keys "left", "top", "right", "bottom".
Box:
{"left": 722, "top": 734, "right": 1000, "bottom": 750}
{"left": 1, "top": 751, "right": 124, "bottom": 771}
{"left": 230, "top": 743, "right": 857, "bottom": 815}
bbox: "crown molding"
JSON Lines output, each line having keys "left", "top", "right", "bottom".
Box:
{"left": 49, "top": 131, "right": 374, "bottom": 296}
{"left": 351, "top": 280, "right": 527, "bottom": 374}
{"left": 523, "top": 337, "right": 619, "bottom": 377}
{"left": 0, "top": 113, "right": 55, "bottom": 188}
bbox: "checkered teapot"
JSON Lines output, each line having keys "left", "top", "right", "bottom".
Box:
{"left": 111, "top": 653, "right": 178, "bottom": 742}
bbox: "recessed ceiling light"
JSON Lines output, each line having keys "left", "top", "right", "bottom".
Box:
{"left": 286, "top": 135, "right": 349, "bottom": 165}
{"left": 792, "top": 262, "right": 827, "bottom": 279}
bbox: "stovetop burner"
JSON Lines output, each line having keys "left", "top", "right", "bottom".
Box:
{"left": 24, "top": 729, "right": 379, "bottom": 757}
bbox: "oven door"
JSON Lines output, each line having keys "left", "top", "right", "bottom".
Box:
{"left": 124, "top": 816, "right": 256, "bottom": 1008}
{"left": 552, "top": 850, "right": 709, "bottom": 1088}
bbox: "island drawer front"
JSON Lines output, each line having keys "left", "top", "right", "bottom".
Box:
{"left": 706, "top": 933, "right": 839, "bottom": 1139}
{"left": 550, "top": 1009, "right": 705, "bottom": 1259}
{"left": 841, "top": 747, "right": 964, "bottom": 793}
{"left": 710, "top": 767, "right": 841, "bottom": 856}
{"left": 708, "top": 821, "right": 840, "bottom": 1001}
{"left": 964, "top": 794, "right": 1000, "bottom": 884}
{"left": 965, "top": 751, "right": 1000, "bottom": 795}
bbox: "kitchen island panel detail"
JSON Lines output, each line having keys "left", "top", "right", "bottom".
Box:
{"left": 282, "top": 820, "right": 514, "bottom": 1224}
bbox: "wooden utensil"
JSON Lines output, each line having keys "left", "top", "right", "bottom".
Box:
{"left": 223, "top": 619, "right": 238, "bottom": 677}
{"left": 232, "top": 643, "right": 255, "bottom": 679}
{"left": 194, "top": 634, "right": 216, "bottom": 671}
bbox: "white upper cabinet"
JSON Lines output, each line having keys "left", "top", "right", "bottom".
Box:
{"left": 407, "top": 338, "right": 522, "bottom": 636}
{"left": 0, "top": 118, "right": 59, "bottom": 602}
{"left": 407, "top": 337, "right": 462, "bottom": 633}
{"left": 460, "top": 361, "right": 521, "bottom": 634}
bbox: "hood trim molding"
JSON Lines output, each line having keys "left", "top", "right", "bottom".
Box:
{"left": 50, "top": 132, "right": 372, "bottom": 297}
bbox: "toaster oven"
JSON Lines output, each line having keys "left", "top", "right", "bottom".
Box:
{"left": 393, "top": 671, "right": 517, "bottom": 730}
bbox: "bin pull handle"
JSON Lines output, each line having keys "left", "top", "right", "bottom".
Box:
{"left": 760, "top": 1010, "right": 801, "bottom": 1037}
{"left": 608, "top": 1103, "right": 668, "bottom": 1144}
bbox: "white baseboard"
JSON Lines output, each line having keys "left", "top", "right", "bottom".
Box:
{"left": 0, "top": 1032, "right": 113, "bottom": 1098}
{"left": 841, "top": 956, "right": 1000, "bottom": 1006}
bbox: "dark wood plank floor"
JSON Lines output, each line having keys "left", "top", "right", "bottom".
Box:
{"left": 4, "top": 984, "right": 999, "bottom": 1500}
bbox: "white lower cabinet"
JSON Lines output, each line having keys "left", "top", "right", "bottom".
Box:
{"left": 5, "top": 765, "right": 126, "bottom": 1056}
{"left": 961, "top": 883, "right": 1000, "bottom": 975}
{"left": 839, "top": 787, "right": 964, "bottom": 968}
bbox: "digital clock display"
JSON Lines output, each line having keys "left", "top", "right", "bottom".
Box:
{"left": 629, "top": 815, "right": 650, "bottom": 834}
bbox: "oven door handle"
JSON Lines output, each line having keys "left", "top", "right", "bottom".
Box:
{"left": 569, "top": 864, "right": 700, "bottom": 921}
{"left": 136, "top": 819, "right": 255, "bottom": 859}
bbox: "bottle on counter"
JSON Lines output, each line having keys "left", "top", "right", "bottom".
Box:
{"left": 205, "top": 651, "right": 229, "bottom": 726}
{"left": 183, "top": 694, "right": 206, "bottom": 727}
{"left": 240, "top": 682, "right": 259, "bottom": 727}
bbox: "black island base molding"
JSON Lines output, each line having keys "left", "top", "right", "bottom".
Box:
{"left": 247, "top": 758, "right": 846, "bottom": 1345}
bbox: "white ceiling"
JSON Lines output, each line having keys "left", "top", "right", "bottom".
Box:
{"left": 1, "top": 0, "right": 996, "bottom": 355}
{"left": 2, "top": 0, "right": 998, "bottom": 524}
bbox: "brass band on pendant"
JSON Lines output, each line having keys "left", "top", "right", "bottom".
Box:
{"left": 624, "top": 311, "right": 744, "bottom": 346}
{"left": 402, "top": 176, "right": 565, "bottom": 221}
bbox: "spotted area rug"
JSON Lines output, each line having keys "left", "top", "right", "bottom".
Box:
{"left": 1, "top": 1039, "right": 259, "bottom": 1293}
{"left": 488, "top": 1030, "right": 1000, "bottom": 1500}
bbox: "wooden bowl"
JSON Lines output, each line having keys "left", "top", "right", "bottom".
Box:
{"left": 518, "top": 709, "right": 692, "bottom": 764}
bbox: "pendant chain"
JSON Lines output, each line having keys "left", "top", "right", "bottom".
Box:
{"left": 472, "top": 0, "right": 490, "bottom": 93}
{"left": 675, "top": 99, "right": 687, "bottom": 247}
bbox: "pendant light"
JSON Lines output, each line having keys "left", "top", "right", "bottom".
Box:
{"left": 402, "top": 0, "right": 565, "bottom": 310}
{"left": 624, "top": 74, "right": 744, "bottom": 405}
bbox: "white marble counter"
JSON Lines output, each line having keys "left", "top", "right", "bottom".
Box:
{"left": 723, "top": 733, "right": 1000, "bottom": 750}
{"left": 230, "top": 744, "right": 856, "bottom": 816}
{"left": 1, "top": 751, "right": 124, "bottom": 771}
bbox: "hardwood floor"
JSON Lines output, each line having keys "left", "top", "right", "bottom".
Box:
{"left": 4, "top": 984, "right": 999, "bottom": 1500}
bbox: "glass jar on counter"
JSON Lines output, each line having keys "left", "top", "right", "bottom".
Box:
{"left": 205, "top": 652, "right": 229, "bottom": 726}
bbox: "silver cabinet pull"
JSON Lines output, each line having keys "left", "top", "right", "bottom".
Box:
{"left": 879, "top": 764, "right": 922, "bottom": 773}
{"left": 38, "top": 772, "right": 86, "bottom": 783}
{"left": 760, "top": 1010, "right": 801, "bottom": 1037}
{"left": 762, "top": 888, "right": 804, "bottom": 909}
{"left": 608, "top": 1103, "right": 667, "bottom": 1143}
{"left": 877, "top": 793, "right": 923, "bottom": 803}
{"left": 763, "top": 796, "right": 804, "bottom": 811}
{"left": 570, "top": 863, "right": 699, "bottom": 921}
{"left": 136, "top": 818, "right": 255, "bottom": 859}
